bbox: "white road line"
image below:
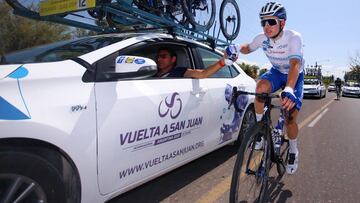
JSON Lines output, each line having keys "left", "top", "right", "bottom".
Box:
{"left": 308, "top": 108, "right": 329, "bottom": 128}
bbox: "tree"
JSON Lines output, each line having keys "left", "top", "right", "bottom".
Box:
{"left": 0, "top": 1, "right": 72, "bottom": 55}
{"left": 348, "top": 51, "right": 360, "bottom": 82}
{"left": 238, "top": 62, "right": 259, "bottom": 79}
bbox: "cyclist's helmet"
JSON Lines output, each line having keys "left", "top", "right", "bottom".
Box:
{"left": 259, "top": 2, "right": 287, "bottom": 20}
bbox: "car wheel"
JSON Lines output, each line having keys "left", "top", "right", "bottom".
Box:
{"left": 0, "top": 151, "right": 67, "bottom": 203}
{"left": 235, "top": 105, "right": 256, "bottom": 145}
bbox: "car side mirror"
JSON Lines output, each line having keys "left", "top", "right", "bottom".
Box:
{"left": 103, "top": 55, "right": 157, "bottom": 80}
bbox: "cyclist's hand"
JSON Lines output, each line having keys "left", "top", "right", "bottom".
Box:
{"left": 280, "top": 86, "right": 297, "bottom": 111}
{"left": 225, "top": 44, "right": 239, "bottom": 62}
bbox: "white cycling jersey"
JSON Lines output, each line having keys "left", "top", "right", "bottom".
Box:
{"left": 249, "top": 29, "right": 304, "bottom": 74}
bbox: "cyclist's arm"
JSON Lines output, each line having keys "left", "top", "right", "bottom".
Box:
{"left": 240, "top": 34, "right": 263, "bottom": 54}
{"left": 286, "top": 58, "right": 301, "bottom": 89}
{"left": 286, "top": 33, "right": 303, "bottom": 89}
{"left": 240, "top": 44, "right": 251, "bottom": 54}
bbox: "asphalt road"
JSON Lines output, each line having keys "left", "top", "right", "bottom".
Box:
{"left": 111, "top": 92, "right": 360, "bottom": 203}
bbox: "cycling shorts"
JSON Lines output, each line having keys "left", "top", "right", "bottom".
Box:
{"left": 260, "top": 68, "right": 304, "bottom": 110}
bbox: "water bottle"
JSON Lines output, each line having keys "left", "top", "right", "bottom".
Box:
{"left": 272, "top": 115, "right": 284, "bottom": 156}
{"left": 272, "top": 129, "right": 282, "bottom": 156}
{"left": 225, "top": 44, "right": 240, "bottom": 65}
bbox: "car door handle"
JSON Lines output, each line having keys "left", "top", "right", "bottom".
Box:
{"left": 191, "top": 87, "right": 208, "bottom": 98}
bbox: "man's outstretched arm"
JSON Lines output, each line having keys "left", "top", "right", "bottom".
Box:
{"left": 183, "top": 58, "right": 226, "bottom": 79}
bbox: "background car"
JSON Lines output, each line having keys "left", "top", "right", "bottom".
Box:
{"left": 342, "top": 82, "right": 360, "bottom": 97}
{"left": 0, "top": 32, "right": 256, "bottom": 203}
{"left": 303, "top": 78, "right": 326, "bottom": 98}
{"left": 328, "top": 83, "right": 336, "bottom": 92}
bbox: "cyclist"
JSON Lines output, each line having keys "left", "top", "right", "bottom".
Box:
{"left": 226, "top": 2, "right": 304, "bottom": 174}
{"left": 335, "top": 77, "right": 342, "bottom": 98}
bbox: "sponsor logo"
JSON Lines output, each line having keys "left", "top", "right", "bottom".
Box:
{"left": 277, "top": 44, "right": 288, "bottom": 49}
{"left": 268, "top": 50, "right": 285, "bottom": 54}
{"left": 119, "top": 141, "right": 205, "bottom": 179}
{"left": 0, "top": 66, "right": 31, "bottom": 120}
{"left": 117, "top": 56, "right": 138, "bottom": 64}
{"left": 134, "top": 58, "right": 145, "bottom": 64}
{"left": 125, "top": 57, "right": 135, "bottom": 63}
{"left": 158, "top": 92, "right": 182, "bottom": 119}
{"left": 116, "top": 56, "right": 126, "bottom": 64}
{"left": 262, "top": 39, "right": 273, "bottom": 51}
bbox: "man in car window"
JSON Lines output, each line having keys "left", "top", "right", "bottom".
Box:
{"left": 155, "top": 47, "right": 228, "bottom": 78}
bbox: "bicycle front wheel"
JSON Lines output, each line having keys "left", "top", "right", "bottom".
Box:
{"left": 229, "top": 124, "right": 270, "bottom": 203}
{"left": 180, "top": 0, "right": 216, "bottom": 31}
{"left": 219, "top": 0, "right": 241, "bottom": 40}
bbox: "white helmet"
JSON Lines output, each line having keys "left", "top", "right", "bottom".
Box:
{"left": 259, "top": 2, "right": 287, "bottom": 20}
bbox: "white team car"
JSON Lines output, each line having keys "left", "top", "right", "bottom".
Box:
{"left": 342, "top": 82, "right": 360, "bottom": 97}
{"left": 303, "top": 78, "right": 326, "bottom": 98}
{"left": 0, "top": 33, "right": 256, "bottom": 203}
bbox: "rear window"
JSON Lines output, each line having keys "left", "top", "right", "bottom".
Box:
{"left": 1, "top": 35, "right": 129, "bottom": 64}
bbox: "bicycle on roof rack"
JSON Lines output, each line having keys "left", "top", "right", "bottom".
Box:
{"left": 5, "top": 0, "right": 241, "bottom": 43}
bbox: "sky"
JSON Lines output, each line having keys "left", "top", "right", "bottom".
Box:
{"left": 216, "top": 0, "right": 360, "bottom": 79}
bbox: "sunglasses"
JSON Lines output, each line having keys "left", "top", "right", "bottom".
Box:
{"left": 261, "top": 19, "right": 279, "bottom": 27}
{"left": 157, "top": 54, "right": 171, "bottom": 59}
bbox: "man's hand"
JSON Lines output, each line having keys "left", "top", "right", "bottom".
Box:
{"left": 281, "top": 86, "right": 297, "bottom": 111}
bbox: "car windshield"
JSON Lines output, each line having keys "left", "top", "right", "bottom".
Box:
{"left": 304, "top": 80, "right": 319, "bottom": 85}
{"left": 0, "top": 35, "right": 131, "bottom": 64}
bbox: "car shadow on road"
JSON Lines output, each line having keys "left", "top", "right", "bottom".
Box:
{"left": 265, "top": 176, "right": 293, "bottom": 203}
{"left": 109, "top": 145, "right": 238, "bottom": 203}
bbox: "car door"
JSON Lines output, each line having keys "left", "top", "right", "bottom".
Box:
{"left": 94, "top": 41, "right": 211, "bottom": 195}
{"left": 193, "top": 46, "right": 251, "bottom": 150}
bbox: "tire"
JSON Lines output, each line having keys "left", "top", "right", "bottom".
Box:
{"left": 180, "top": 0, "right": 216, "bottom": 31}
{"left": 229, "top": 123, "right": 270, "bottom": 203}
{"left": 275, "top": 139, "right": 289, "bottom": 178}
{"left": 235, "top": 105, "right": 256, "bottom": 145}
{"left": 219, "top": 0, "right": 241, "bottom": 41}
{"left": 0, "top": 151, "right": 69, "bottom": 203}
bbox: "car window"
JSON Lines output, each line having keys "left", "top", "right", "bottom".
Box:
{"left": 94, "top": 42, "right": 191, "bottom": 81}
{"left": 197, "top": 48, "right": 238, "bottom": 78}
{"left": 127, "top": 44, "right": 191, "bottom": 69}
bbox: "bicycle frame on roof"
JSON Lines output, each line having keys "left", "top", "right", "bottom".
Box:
{"left": 7, "top": 0, "right": 232, "bottom": 48}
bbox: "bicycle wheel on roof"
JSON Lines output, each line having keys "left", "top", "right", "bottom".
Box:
{"left": 220, "top": 0, "right": 241, "bottom": 41}
{"left": 180, "top": 0, "right": 215, "bottom": 31}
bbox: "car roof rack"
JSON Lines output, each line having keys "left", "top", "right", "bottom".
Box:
{"left": 6, "top": 0, "right": 233, "bottom": 48}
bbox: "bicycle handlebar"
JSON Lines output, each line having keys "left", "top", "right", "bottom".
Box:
{"left": 229, "top": 87, "right": 294, "bottom": 121}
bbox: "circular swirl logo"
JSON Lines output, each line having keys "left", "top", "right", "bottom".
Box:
{"left": 158, "top": 92, "right": 182, "bottom": 119}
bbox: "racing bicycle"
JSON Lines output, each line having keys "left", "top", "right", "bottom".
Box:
{"left": 336, "top": 86, "right": 341, "bottom": 100}
{"left": 228, "top": 87, "right": 290, "bottom": 203}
